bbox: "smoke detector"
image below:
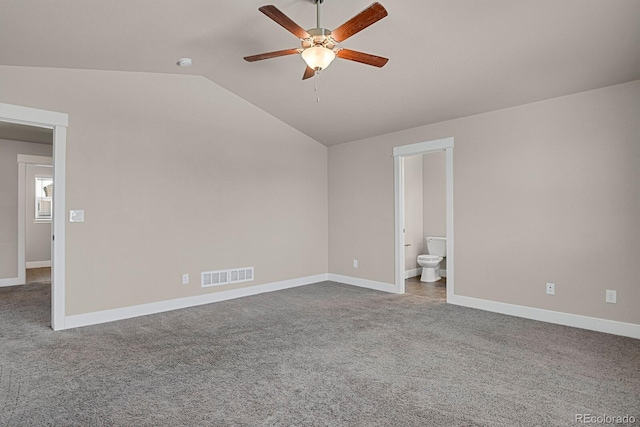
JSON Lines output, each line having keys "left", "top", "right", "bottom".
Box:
{"left": 177, "top": 58, "right": 192, "bottom": 67}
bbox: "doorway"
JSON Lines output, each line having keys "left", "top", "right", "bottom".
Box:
{"left": 19, "top": 157, "right": 53, "bottom": 286}
{"left": 393, "top": 137, "right": 454, "bottom": 299}
{"left": 0, "top": 103, "right": 68, "bottom": 330}
{"left": 403, "top": 151, "right": 447, "bottom": 299}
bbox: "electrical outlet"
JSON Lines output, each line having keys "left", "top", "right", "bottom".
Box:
{"left": 353, "top": 259, "right": 358, "bottom": 268}
{"left": 182, "top": 273, "right": 189, "bottom": 285}
{"left": 546, "top": 283, "right": 555, "bottom": 295}
{"left": 605, "top": 290, "right": 617, "bottom": 304}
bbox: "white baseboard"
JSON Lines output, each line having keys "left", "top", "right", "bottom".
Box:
{"left": 0, "top": 277, "right": 21, "bottom": 287}
{"left": 26, "top": 260, "right": 51, "bottom": 269}
{"left": 59, "top": 271, "right": 639, "bottom": 339}
{"left": 327, "top": 273, "right": 396, "bottom": 293}
{"left": 448, "top": 294, "right": 640, "bottom": 340}
{"left": 64, "top": 274, "right": 329, "bottom": 330}
{"left": 404, "top": 268, "right": 422, "bottom": 279}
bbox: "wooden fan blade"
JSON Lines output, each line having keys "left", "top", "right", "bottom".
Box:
{"left": 244, "top": 48, "right": 300, "bottom": 62}
{"left": 302, "top": 66, "right": 316, "bottom": 80}
{"left": 259, "top": 5, "right": 310, "bottom": 39}
{"left": 331, "top": 2, "right": 388, "bottom": 43}
{"left": 336, "top": 49, "right": 388, "bottom": 67}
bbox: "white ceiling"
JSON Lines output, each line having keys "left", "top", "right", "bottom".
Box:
{"left": 1, "top": 0, "right": 639, "bottom": 146}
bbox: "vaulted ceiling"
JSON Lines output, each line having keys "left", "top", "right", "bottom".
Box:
{"left": 1, "top": 0, "right": 639, "bottom": 146}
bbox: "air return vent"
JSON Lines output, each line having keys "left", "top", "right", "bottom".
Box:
{"left": 201, "top": 270, "right": 230, "bottom": 288}
{"left": 201, "top": 267, "right": 254, "bottom": 288}
{"left": 229, "top": 267, "right": 254, "bottom": 284}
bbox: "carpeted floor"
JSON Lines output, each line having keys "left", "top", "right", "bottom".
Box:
{"left": 1, "top": 281, "right": 639, "bottom": 426}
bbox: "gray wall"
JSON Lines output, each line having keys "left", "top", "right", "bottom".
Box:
{"left": 26, "top": 164, "right": 53, "bottom": 263}
{"left": 0, "top": 66, "right": 328, "bottom": 316}
{"left": 403, "top": 155, "right": 423, "bottom": 272}
{"left": 0, "top": 139, "right": 53, "bottom": 279}
{"left": 329, "top": 80, "right": 640, "bottom": 325}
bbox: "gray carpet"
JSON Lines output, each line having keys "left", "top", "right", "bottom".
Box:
{"left": 1, "top": 281, "right": 639, "bottom": 426}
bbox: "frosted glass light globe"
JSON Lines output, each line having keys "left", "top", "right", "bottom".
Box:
{"left": 301, "top": 46, "right": 336, "bottom": 71}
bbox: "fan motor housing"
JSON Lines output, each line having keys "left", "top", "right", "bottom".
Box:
{"left": 303, "top": 28, "right": 336, "bottom": 49}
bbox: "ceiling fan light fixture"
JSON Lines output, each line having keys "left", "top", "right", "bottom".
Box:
{"left": 244, "top": 2, "right": 388, "bottom": 79}
{"left": 301, "top": 46, "right": 335, "bottom": 71}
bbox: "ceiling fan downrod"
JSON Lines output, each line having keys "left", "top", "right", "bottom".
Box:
{"left": 315, "top": 0, "right": 323, "bottom": 29}
{"left": 309, "top": 0, "right": 331, "bottom": 43}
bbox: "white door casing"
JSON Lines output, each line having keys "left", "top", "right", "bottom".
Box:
{"left": 0, "top": 102, "right": 68, "bottom": 330}
{"left": 393, "top": 137, "right": 454, "bottom": 297}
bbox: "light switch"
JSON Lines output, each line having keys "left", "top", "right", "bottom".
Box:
{"left": 69, "top": 210, "right": 85, "bottom": 223}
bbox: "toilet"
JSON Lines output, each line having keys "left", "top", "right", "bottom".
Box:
{"left": 417, "top": 237, "right": 446, "bottom": 282}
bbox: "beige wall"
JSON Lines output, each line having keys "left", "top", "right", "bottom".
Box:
{"left": 0, "top": 66, "right": 328, "bottom": 315}
{"left": 328, "top": 138, "right": 394, "bottom": 280}
{"left": 423, "top": 150, "right": 447, "bottom": 271}
{"left": 423, "top": 151, "right": 446, "bottom": 239}
{"left": 26, "top": 164, "right": 53, "bottom": 263}
{"left": 0, "top": 139, "right": 53, "bottom": 280}
{"left": 329, "top": 81, "right": 640, "bottom": 325}
{"left": 2, "top": 65, "right": 638, "bottom": 327}
{"left": 403, "top": 155, "right": 423, "bottom": 272}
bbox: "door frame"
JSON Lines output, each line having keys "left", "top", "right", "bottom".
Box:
{"left": 0, "top": 103, "right": 68, "bottom": 330}
{"left": 393, "top": 137, "right": 454, "bottom": 298}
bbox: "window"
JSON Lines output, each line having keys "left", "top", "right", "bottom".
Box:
{"left": 35, "top": 176, "right": 53, "bottom": 220}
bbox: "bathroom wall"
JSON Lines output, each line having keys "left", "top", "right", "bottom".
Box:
{"left": 403, "top": 155, "right": 423, "bottom": 274}
{"left": 328, "top": 80, "right": 640, "bottom": 325}
{"left": 0, "top": 139, "right": 53, "bottom": 281}
{"left": 26, "top": 164, "right": 53, "bottom": 264}
{"left": 422, "top": 151, "right": 447, "bottom": 271}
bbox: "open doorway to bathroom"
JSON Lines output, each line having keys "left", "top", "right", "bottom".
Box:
{"left": 403, "top": 152, "right": 447, "bottom": 300}
{"left": 393, "top": 137, "right": 454, "bottom": 300}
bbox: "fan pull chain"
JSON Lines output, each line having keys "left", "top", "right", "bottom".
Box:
{"left": 314, "top": 70, "right": 320, "bottom": 103}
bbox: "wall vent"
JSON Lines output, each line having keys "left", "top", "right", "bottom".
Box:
{"left": 229, "top": 267, "right": 254, "bottom": 284}
{"left": 201, "top": 267, "right": 253, "bottom": 288}
{"left": 201, "top": 270, "right": 230, "bottom": 288}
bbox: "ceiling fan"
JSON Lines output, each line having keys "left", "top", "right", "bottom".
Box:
{"left": 244, "top": 0, "right": 388, "bottom": 80}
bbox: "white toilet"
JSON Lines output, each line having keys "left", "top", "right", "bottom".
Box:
{"left": 417, "top": 237, "right": 446, "bottom": 282}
